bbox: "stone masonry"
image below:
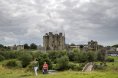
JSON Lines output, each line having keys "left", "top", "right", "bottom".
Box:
{"left": 43, "top": 32, "right": 65, "bottom": 51}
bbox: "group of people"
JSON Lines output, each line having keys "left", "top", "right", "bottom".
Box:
{"left": 33, "top": 60, "right": 48, "bottom": 76}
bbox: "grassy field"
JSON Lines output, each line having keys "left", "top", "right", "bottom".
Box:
{"left": 0, "top": 66, "right": 118, "bottom": 78}
{"left": 0, "top": 56, "right": 118, "bottom": 78}
{"left": 0, "top": 65, "right": 118, "bottom": 78}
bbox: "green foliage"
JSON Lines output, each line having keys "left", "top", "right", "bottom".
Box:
{"left": 94, "top": 62, "right": 107, "bottom": 70}
{"left": 48, "top": 50, "right": 68, "bottom": 63}
{"left": 37, "top": 52, "right": 52, "bottom": 70}
{"left": 77, "top": 52, "right": 88, "bottom": 63}
{"left": 72, "top": 48, "right": 80, "bottom": 53}
{"left": 97, "top": 50, "right": 106, "bottom": 62}
{"left": 87, "top": 51, "right": 97, "bottom": 62}
{"left": 3, "top": 59, "right": 22, "bottom": 68}
{"left": 112, "top": 44, "right": 118, "bottom": 47}
{"left": 0, "top": 51, "right": 17, "bottom": 59}
{"left": 56, "top": 56, "right": 69, "bottom": 70}
{"left": 18, "top": 53, "right": 33, "bottom": 68}
{"left": 30, "top": 43, "right": 37, "bottom": 49}
{"left": 0, "top": 44, "right": 10, "bottom": 51}
{"left": 26, "top": 61, "right": 39, "bottom": 71}
{"left": 106, "top": 58, "right": 114, "bottom": 62}
{"left": 0, "top": 55, "right": 5, "bottom": 61}
{"left": 68, "top": 51, "right": 97, "bottom": 63}
{"left": 68, "top": 62, "right": 84, "bottom": 71}
{"left": 24, "top": 43, "right": 30, "bottom": 49}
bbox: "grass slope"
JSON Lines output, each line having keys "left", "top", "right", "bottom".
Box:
{"left": 0, "top": 56, "right": 118, "bottom": 78}
{"left": 0, "top": 64, "right": 118, "bottom": 78}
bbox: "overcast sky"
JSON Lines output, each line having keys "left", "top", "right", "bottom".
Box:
{"left": 0, "top": 0, "right": 118, "bottom": 46}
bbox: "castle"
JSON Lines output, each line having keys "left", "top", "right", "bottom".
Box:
{"left": 88, "top": 40, "right": 98, "bottom": 51}
{"left": 43, "top": 32, "right": 65, "bottom": 51}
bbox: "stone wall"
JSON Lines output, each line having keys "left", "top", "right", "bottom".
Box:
{"left": 43, "top": 32, "right": 65, "bottom": 51}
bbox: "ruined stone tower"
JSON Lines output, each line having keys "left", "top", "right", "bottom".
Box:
{"left": 88, "top": 40, "right": 98, "bottom": 51}
{"left": 43, "top": 32, "right": 65, "bottom": 51}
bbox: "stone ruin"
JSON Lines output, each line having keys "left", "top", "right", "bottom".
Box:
{"left": 43, "top": 32, "right": 65, "bottom": 51}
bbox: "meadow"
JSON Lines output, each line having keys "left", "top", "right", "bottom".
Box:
{"left": 0, "top": 56, "right": 118, "bottom": 78}
{"left": 0, "top": 67, "right": 118, "bottom": 78}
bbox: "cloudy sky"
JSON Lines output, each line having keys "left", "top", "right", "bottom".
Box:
{"left": 0, "top": 0, "right": 118, "bottom": 46}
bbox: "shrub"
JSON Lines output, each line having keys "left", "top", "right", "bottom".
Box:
{"left": 68, "top": 62, "right": 85, "bottom": 71}
{"left": 37, "top": 52, "right": 52, "bottom": 70}
{"left": 56, "top": 56, "right": 69, "bottom": 70}
{"left": 26, "top": 61, "right": 39, "bottom": 71}
{"left": 0, "top": 51, "right": 17, "bottom": 59}
{"left": 0, "top": 55, "right": 5, "bottom": 61}
{"left": 3, "top": 60, "right": 22, "bottom": 68}
{"left": 69, "top": 52, "right": 74, "bottom": 61}
{"left": 97, "top": 50, "right": 106, "bottom": 62}
{"left": 106, "top": 58, "right": 114, "bottom": 62}
{"left": 87, "top": 51, "right": 97, "bottom": 62}
{"left": 18, "top": 53, "right": 33, "bottom": 68}
{"left": 94, "top": 63, "right": 107, "bottom": 70}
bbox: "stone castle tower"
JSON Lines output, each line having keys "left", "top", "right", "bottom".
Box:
{"left": 88, "top": 40, "right": 98, "bottom": 51}
{"left": 43, "top": 32, "right": 65, "bottom": 51}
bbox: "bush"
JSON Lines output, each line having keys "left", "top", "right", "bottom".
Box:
{"left": 0, "top": 51, "right": 18, "bottom": 59}
{"left": 87, "top": 51, "right": 97, "bottom": 62}
{"left": 48, "top": 50, "right": 68, "bottom": 63}
{"left": 0, "top": 55, "right": 5, "bottom": 61}
{"left": 37, "top": 52, "right": 52, "bottom": 70}
{"left": 68, "top": 62, "right": 85, "bottom": 71}
{"left": 97, "top": 50, "right": 106, "bottom": 62}
{"left": 94, "top": 62, "right": 107, "bottom": 70}
{"left": 26, "top": 61, "right": 39, "bottom": 71}
{"left": 56, "top": 56, "right": 69, "bottom": 70}
{"left": 106, "top": 58, "right": 114, "bottom": 62}
{"left": 18, "top": 53, "right": 33, "bottom": 68}
{"left": 3, "top": 60, "right": 22, "bottom": 68}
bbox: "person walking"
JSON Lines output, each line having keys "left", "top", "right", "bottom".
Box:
{"left": 33, "top": 59, "right": 39, "bottom": 76}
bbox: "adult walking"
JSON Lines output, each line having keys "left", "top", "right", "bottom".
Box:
{"left": 33, "top": 59, "right": 39, "bottom": 76}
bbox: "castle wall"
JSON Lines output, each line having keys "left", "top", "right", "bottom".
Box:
{"left": 43, "top": 32, "right": 65, "bottom": 51}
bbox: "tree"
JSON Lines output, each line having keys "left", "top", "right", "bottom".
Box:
{"left": 112, "top": 44, "right": 118, "bottom": 48}
{"left": 24, "top": 43, "right": 29, "bottom": 49}
{"left": 18, "top": 53, "right": 33, "bottom": 68}
{"left": 30, "top": 43, "right": 37, "bottom": 49}
{"left": 0, "top": 44, "right": 4, "bottom": 48}
{"left": 97, "top": 49, "right": 106, "bottom": 62}
{"left": 56, "top": 56, "right": 69, "bottom": 70}
{"left": 87, "top": 51, "right": 96, "bottom": 62}
{"left": 37, "top": 52, "right": 52, "bottom": 70}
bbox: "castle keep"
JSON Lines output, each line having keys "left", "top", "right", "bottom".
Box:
{"left": 43, "top": 32, "right": 65, "bottom": 51}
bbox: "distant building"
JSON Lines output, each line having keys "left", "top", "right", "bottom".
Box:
{"left": 117, "top": 48, "right": 118, "bottom": 51}
{"left": 17, "top": 45, "right": 24, "bottom": 50}
{"left": 10, "top": 45, "right": 24, "bottom": 50}
{"left": 69, "top": 45, "right": 80, "bottom": 51}
{"left": 43, "top": 32, "right": 65, "bottom": 51}
{"left": 107, "top": 51, "right": 118, "bottom": 56}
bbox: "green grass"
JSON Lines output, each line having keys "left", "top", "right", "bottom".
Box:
{"left": 0, "top": 63, "right": 118, "bottom": 78}
{"left": 0, "top": 56, "right": 118, "bottom": 78}
{"left": 0, "top": 66, "right": 118, "bottom": 78}
{"left": 108, "top": 56, "right": 118, "bottom": 61}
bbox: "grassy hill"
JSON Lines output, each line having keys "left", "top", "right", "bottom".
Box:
{"left": 0, "top": 56, "right": 118, "bottom": 78}
{"left": 0, "top": 57, "right": 118, "bottom": 78}
{"left": 0, "top": 66, "right": 118, "bottom": 78}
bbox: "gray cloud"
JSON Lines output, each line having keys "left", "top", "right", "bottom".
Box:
{"left": 0, "top": 0, "right": 118, "bottom": 46}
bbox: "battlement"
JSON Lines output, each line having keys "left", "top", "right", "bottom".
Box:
{"left": 43, "top": 32, "right": 65, "bottom": 51}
